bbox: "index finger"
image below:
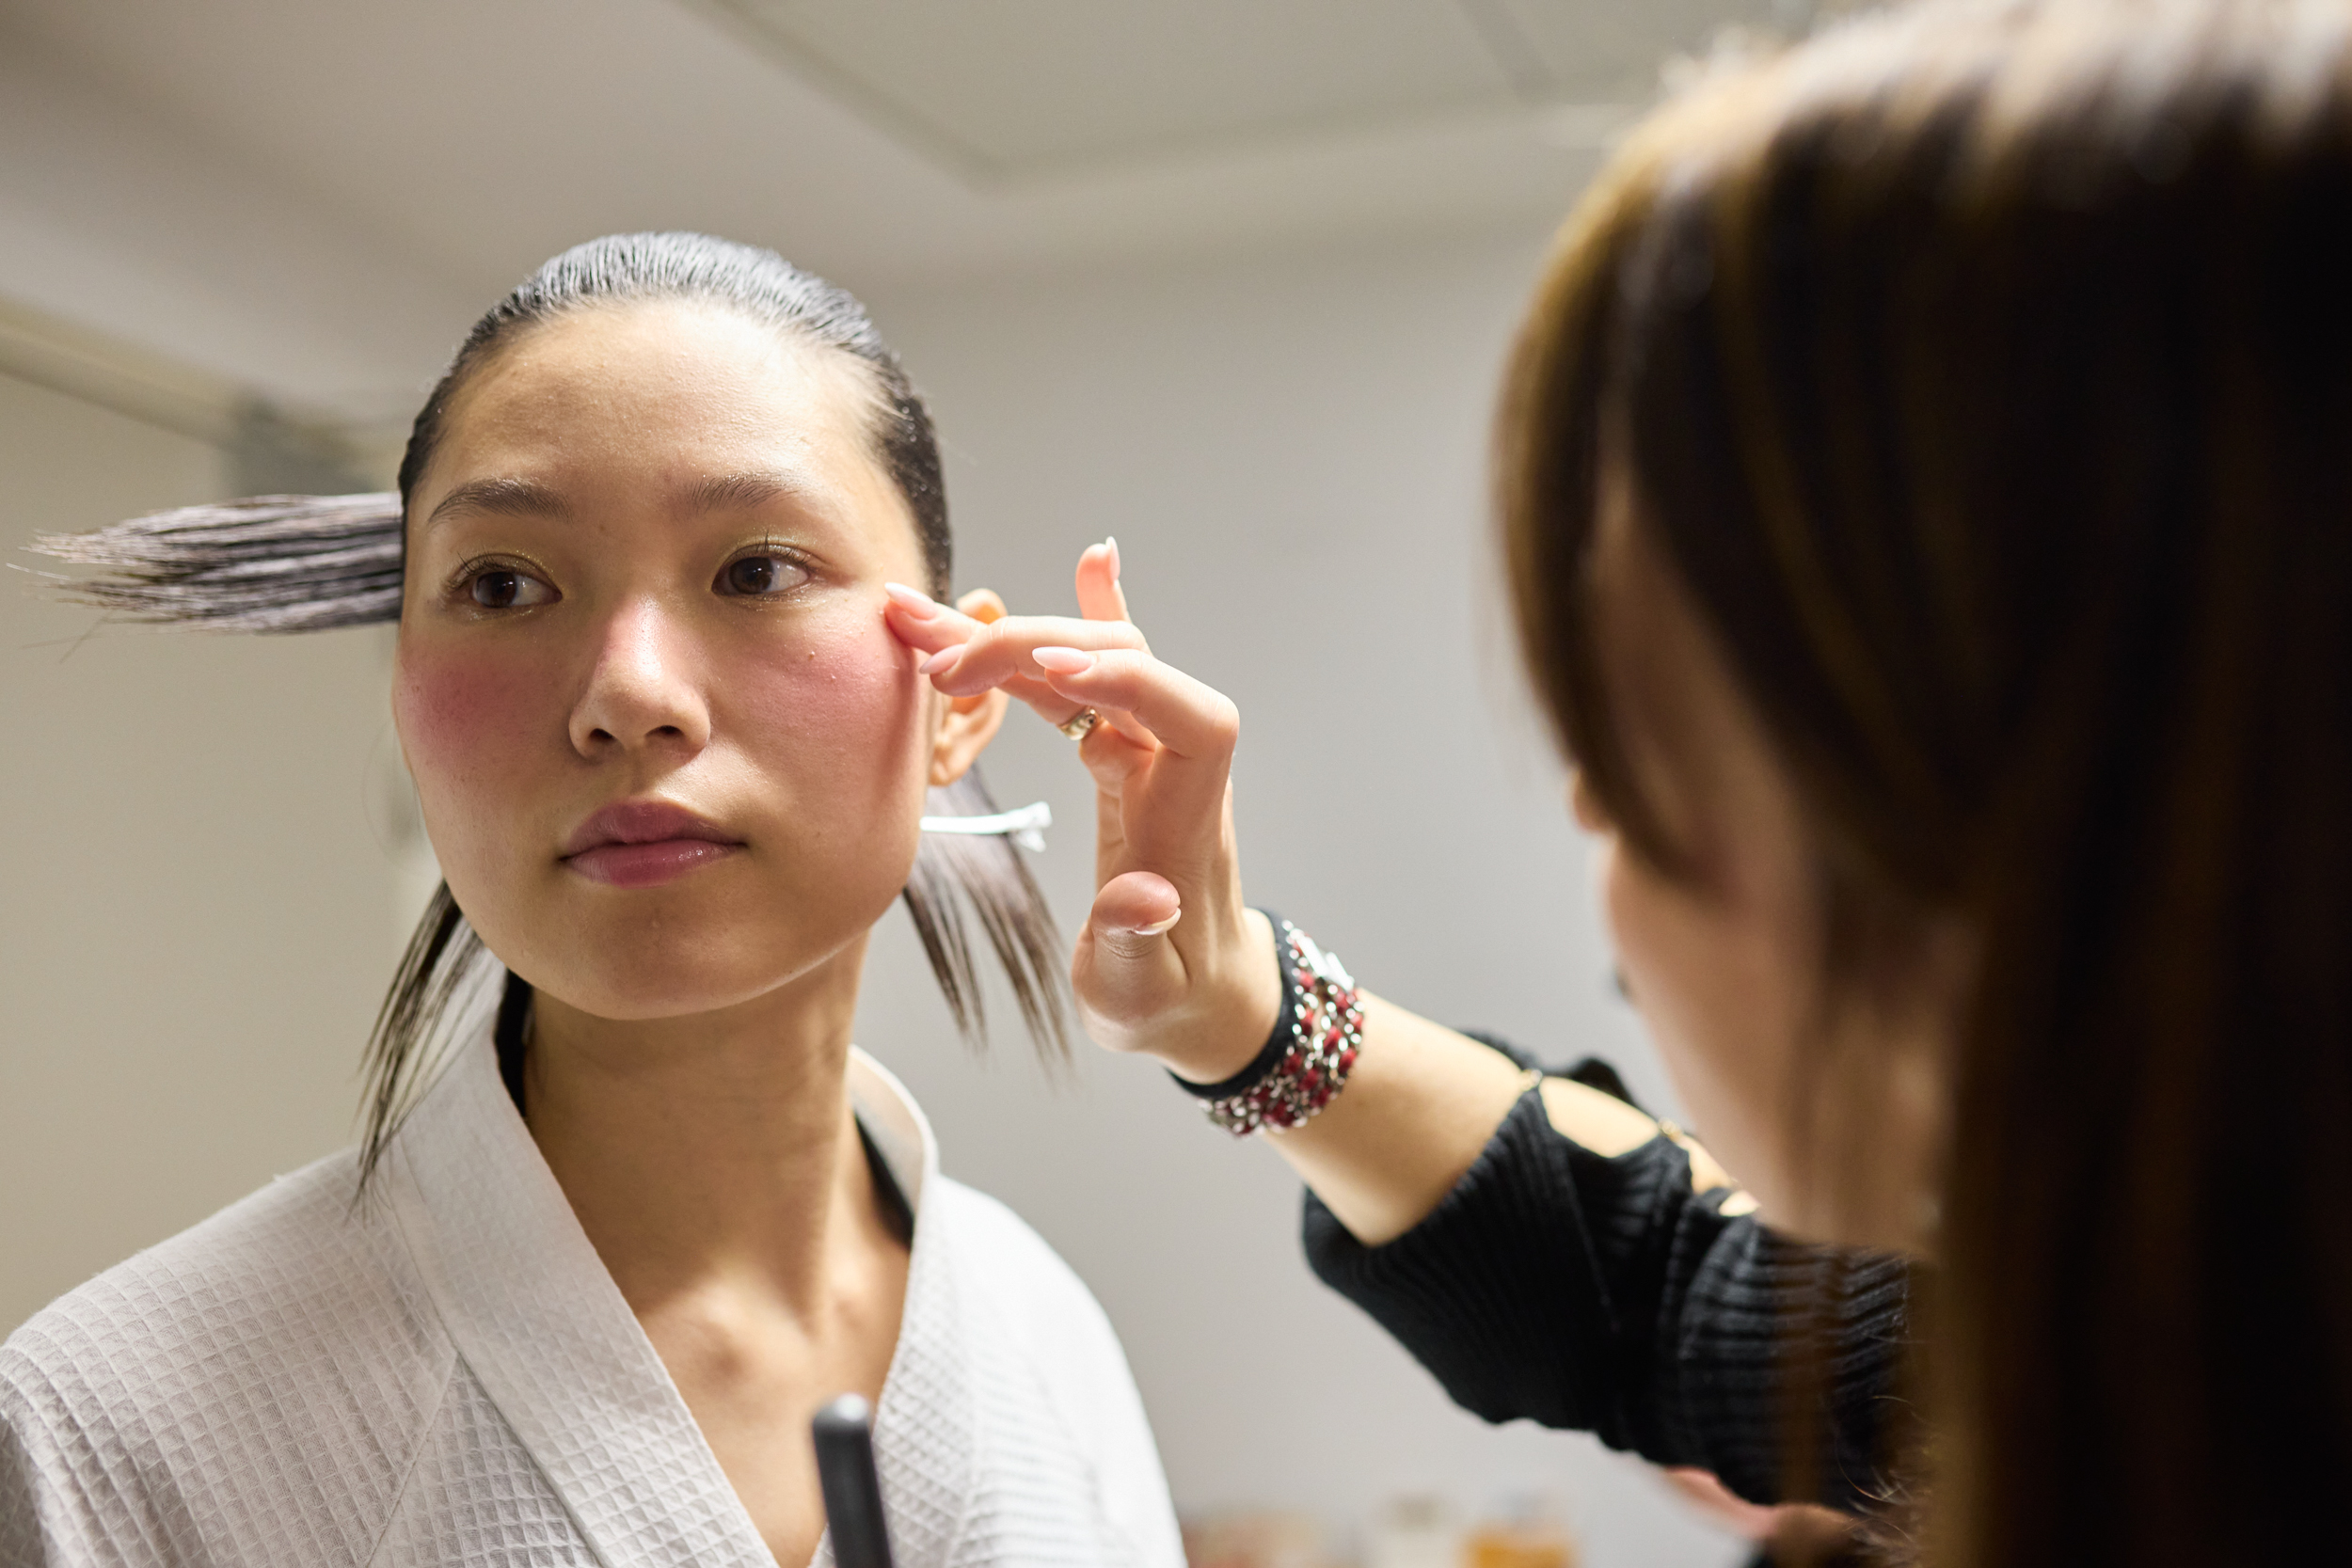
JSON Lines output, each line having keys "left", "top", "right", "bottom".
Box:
{"left": 924, "top": 614, "right": 1150, "bottom": 697}
{"left": 883, "top": 583, "right": 1080, "bottom": 721}
{"left": 882, "top": 581, "right": 992, "bottom": 655}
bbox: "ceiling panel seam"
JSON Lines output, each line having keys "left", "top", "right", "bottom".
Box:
{"left": 669, "top": 0, "right": 1644, "bottom": 191}
{"left": 673, "top": 0, "right": 1007, "bottom": 183}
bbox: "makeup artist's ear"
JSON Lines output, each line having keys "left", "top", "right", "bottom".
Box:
{"left": 929, "top": 588, "right": 1010, "bottom": 785}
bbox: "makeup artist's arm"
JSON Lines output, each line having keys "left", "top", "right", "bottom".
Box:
{"left": 884, "top": 560, "right": 1911, "bottom": 1513}
{"left": 882, "top": 548, "right": 1711, "bottom": 1245}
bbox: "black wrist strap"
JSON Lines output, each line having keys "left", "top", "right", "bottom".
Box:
{"left": 1169, "top": 908, "right": 1300, "bottom": 1101}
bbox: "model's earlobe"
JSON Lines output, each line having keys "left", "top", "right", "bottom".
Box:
{"left": 930, "top": 685, "right": 1009, "bottom": 786}
{"left": 956, "top": 587, "right": 1008, "bottom": 624}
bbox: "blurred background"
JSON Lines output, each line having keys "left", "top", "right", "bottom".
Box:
{"left": 0, "top": 2, "right": 1835, "bottom": 1562}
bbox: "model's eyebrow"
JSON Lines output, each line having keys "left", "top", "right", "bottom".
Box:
{"left": 423, "top": 477, "right": 567, "bottom": 531}
{"left": 688, "top": 469, "right": 818, "bottom": 514}
{"left": 422, "top": 469, "right": 821, "bottom": 532}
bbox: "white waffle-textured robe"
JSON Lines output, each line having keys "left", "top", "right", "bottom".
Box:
{"left": 0, "top": 1025, "right": 1184, "bottom": 1568}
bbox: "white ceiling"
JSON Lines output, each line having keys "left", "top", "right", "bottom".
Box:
{"left": 0, "top": 0, "right": 1810, "bottom": 427}
{"left": 710, "top": 0, "right": 1788, "bottom": 176}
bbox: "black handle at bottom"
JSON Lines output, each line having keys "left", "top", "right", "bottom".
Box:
{"left": 812, "top": 1394, "right": 897, "bottom": 1568}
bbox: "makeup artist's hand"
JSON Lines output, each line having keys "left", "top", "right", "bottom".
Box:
{"left": 882, "top": 543, "right": 1281, "bottom": 1082}
{"left": 888, "top": 549, "right": 1704, "bottom": 1251}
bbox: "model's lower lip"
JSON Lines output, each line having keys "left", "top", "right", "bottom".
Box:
{"left": 564, "top": 839, "right": 742, "bottom": 888}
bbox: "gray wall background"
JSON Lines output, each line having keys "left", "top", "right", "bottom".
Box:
{"left": 0, "top": 375, "right": 393, "bottom": 1335}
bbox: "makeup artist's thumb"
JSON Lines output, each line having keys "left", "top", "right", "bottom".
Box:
{"left": 1078, "top": 871, "right": 1184, "bottom": 1029}
{"left": 1090, "top": 871, "right": 1182, "bottom": 951}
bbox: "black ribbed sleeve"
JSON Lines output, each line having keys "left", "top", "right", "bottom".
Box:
{"left": 1302, "top": 1058, "right": 1909, "bottom": 1512}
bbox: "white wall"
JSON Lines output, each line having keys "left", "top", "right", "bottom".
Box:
{"left": 849, "top": 234, "right": 1740, "bottom": 1565}
{"left": 0, "top": 372, "right": 401, "bottom": 1334}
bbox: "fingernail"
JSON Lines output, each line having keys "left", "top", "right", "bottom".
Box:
{"left": 920, "top": 644, "right": 965, "bottom": 675}
{"left": 1105, "top": 536, "right": 1120, "bottom": 580}
{"left": 1033, "top": 645, "right": 1094, "bottom": 674}
{"left": 884, "top": 581, "right": 938, "bottom": 616}
{"left": 1132, "top": 910, "right": 1181, "bottom": 937}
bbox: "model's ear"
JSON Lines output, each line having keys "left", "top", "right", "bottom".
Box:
{"left": 930, "top": 587, "right": 1010, "bottom": 785}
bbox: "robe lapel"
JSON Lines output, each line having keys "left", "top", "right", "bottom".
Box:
{"left": 383, "top": 1026, "right": 776, "bottom": 1568}
{"left": 844, "top": 1054, "right": 976, "bottom": 1568}
{"left": 380, "top": 1027, "right": 976, "bottom": 1568}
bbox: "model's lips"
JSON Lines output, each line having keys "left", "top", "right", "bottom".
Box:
{"left": 562, "top": 800, "right": 744, "bottom": 889}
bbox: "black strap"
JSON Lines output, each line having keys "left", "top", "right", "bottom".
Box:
{"left": 1168, "top": 908, "right": 1300, "bottom": 1101}
{"left": 495, "top": 971, "right": 534, "bottom": 1115}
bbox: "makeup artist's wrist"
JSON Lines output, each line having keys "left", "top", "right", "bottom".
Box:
{"left": 1159, "top": 907, "right": 1286, "bottom": 1085}
{"left": 1168, "top": 910, "right": 1364, "bottom": 1136}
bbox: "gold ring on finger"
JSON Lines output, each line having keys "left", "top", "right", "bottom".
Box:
{"left": 1058, "top": 706, "right": 1101, "bottom": 740}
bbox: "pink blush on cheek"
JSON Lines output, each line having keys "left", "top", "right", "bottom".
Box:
{"left": 392, "top": 643, "right": 559, "bottom": 789}
{"left": 732, "top": 611, "right": 925, "bottom": 762}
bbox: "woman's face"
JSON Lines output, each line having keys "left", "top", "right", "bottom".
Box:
{"left": 393, "top": 300, "right": 969, "bottom": 1022}
{"left": 1577, "top": 469, "right": 1954, "bottom": 1252}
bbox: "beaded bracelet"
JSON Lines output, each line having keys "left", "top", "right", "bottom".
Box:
{"left": 1170, "top": 911, "right": 1364, "bottom": 1136}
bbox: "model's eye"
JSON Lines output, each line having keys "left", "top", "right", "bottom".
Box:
{"left": 718, "top": 554, "right": 808, "bottom": 597}
{"left": 468, "top": 567, "right": 555, "bottom": 610}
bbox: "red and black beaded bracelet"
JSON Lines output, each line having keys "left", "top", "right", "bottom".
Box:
{"left": 1169, "top": 911, "right": 1364, "bottom": 1135}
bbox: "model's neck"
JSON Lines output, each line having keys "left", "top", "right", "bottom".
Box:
{"left": 520, "top": 940, "right": 891, "bottom": 1319}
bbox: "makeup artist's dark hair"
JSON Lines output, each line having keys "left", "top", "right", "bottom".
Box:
{"left": 1501, "top": 2, "right": 2352, "bottom": 1564}
{"left": 37, "top": 232, "right": 1067, "bottom": 1188}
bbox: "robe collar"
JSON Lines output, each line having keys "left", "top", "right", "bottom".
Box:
{"left": 382, "top": 1017, "right": 971, "bottom": 1568}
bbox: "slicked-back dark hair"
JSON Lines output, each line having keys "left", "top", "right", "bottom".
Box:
{"left": 40, "top": 232, "right": 1066, "bottom": 1189}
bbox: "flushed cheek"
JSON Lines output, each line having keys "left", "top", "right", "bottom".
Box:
{"left": 392, "top": 641, "right": 564, "bottom": 833}
{"left": 729, "top": 610, "right": 926, "bottom": 787}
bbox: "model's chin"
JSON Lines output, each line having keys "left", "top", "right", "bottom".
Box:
{"left": 496, "top": 900, "right": 880, "bottom": 1024}
{"left": 451, "top": 855, "right": 910, "bottom": 1023}
{"left": 517, "top": 942, "right": 820, "bottom": 1022}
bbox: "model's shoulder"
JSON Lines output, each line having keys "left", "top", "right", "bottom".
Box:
{"left": 930, "top": 1178, "right": 1096, "bottom": 1291}
{"left": 920, "top": 1180, "right": 1185, "bottom": 1566}
{"left": 924, "top": 1177, "right": 1133, "bottom": 1362}
{"left": 2, "top": 1150, "right": 457, "bottom": 1567}
{"left": 2, "top": 1148, "right": 450, "bottom": 1454}
{"left": 9, "top": 1148, "right": 405, "bottom": 1360}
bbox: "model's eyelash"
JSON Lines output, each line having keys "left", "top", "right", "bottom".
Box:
{"left": 441, "top": 553, "right": 533, "bottom": 595}
{"left": 728, "top": 536, "right": 813, "bottom": 569}
{"left": 436, "top": 544, "right": 812, "bottom": 603}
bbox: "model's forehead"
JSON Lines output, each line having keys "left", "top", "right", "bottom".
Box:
{"left": 437, "top": 300, "right": 872, "bottom": 466}
{"left": 404, "top": 298, "right": 928, "bottom": 579}
{"left": 416, "top": 300, "right": 891, "bottom": 511}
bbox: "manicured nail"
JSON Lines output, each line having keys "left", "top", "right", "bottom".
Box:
{"left": 1133, "top": 909, "right": 1181, "bottom": 937}
{"left": 883, "top": 581, "right": 938, "bottom": 616}
{"left": 920, "top": 644, "right": 965, "bottom": 675}
{"left": 1105, "top": 536, "right": 1121, "bottom": 581}
{"left": 1032, "top": 645, "right": 1095, "bottom": 674}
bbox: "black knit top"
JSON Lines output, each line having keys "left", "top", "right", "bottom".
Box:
{"left": 1301, "top": 1044, "right": 1911, "bottom": 1513}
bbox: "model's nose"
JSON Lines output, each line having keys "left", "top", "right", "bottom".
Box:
{"left": 568, "top": 596, "right": 711, "bottom": 758}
